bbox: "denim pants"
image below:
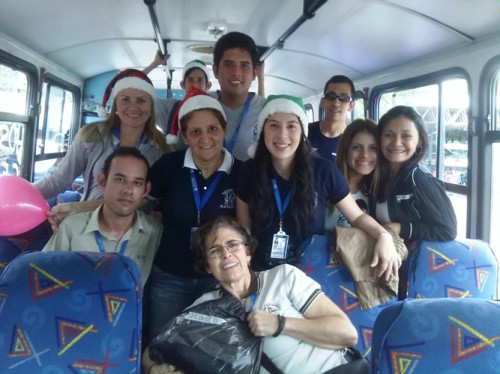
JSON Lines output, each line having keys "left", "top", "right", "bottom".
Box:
{"left": 145, "top": 267, "right": 218, "bottom": 344}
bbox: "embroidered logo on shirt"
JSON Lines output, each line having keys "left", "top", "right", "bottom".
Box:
{"left": 220, "top": 189, "right": 236, "bottom": 209}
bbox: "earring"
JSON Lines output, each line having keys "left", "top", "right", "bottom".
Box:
{"left": 415, "top": 144, "right": 423, "bottom": 156}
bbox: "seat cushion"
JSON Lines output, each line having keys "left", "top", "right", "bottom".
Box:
{"left": 408, "top": 239, "right": 499, "bottom": 299}
{"left": 0, "top": 250, "right": 142, "bottom": 372}
{"left": 371, "top": 298, "right": 500, "bottom": 373}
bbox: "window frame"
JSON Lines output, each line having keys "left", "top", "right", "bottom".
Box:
{"left": 369, "top": 67, "right": 472, "bottom": 235}
{"left": 33, "top": 72, "right": 81, "bottom": 177}
{"left": 0, "top": 50, "right": 38, "bottom": 180}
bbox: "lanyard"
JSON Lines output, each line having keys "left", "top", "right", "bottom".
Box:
{"left": 190, "top": 169, "right": 223, "bottom": 225}
{"left": 225, "top": 94, "right": 251, "bottom": 153}
{"left": 272, "top": 178, "right": 291, "bottom": 230}
{"left": 94, "top": 231, "right": 128, "bottom": 255}
{"left": 112, "top": 126, "right": 144, "bottom": 148}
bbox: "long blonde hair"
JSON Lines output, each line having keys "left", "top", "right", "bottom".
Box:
{"left": 80, "top": 99, "right": 169, "bottom": 153}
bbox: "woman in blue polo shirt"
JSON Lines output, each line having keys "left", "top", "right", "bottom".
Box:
{"left": 146, "top": 88, "right": 241, "bottom": 342}
{"left": 236, "top": 95, "right": 400, "bottom": 279}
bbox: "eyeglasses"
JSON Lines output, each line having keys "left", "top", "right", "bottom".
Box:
{"left": 323, "top": 92, "right": 352, "bottom": 103}
{"left": 207, "top": 240, "right": 245, "bottom": 258}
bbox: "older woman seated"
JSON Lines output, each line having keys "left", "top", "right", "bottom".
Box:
{"left": 142, "top": 216, "right": 359, "bottom": 374}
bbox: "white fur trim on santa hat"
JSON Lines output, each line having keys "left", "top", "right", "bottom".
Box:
{"left": 182, "top": 60, "right": 210, "bottom": 81}
{"left": 111, "top": 76, "right": 156, "bottom": 101}
{"left": 256, "top": 97, "right": 309, "bottom": 138}
{"left": 166, "top": 133, "right": 178, "bottom": 145}
{"left": 178, "top": 95, "right": 226, "bottom": 129}
{"left": 97, "top": 106, "right": 109, "bottom": 118}
{"left": 247, "top": 96, "right": 308, "bottom": 158}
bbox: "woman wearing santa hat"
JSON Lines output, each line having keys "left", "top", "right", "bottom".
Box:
{"left": 144, "top": 87, "right": 241, "bottom": 343}
{"left": 34, "top": 69, "right": 169, "bottom": 226}
{"left": 236, "top": 94, "right": 401, "bottom": 280}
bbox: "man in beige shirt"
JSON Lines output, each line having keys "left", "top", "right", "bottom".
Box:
{"left": 43, "top": 147, "right": 162, "bottom": 285}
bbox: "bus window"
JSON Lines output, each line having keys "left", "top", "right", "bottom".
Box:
{"left": 351, "top": 98, "right": 365, "bottom": 121}
{"left": 491, "top": 143, "right": 500, "bottom": 253}
{"left": 304, "top": 103, "right": 314, "bottom": 123}
{"left": 490, "top": 72, "right": 500, "bottom": 252}
{"left": 0, "top": 64, "right": 28, "bottom": 176}
{"left": 33, "top": 79, "right": 78, "bottom": 182}
{"left": 377, "top": 77, "right": 469, "bottom": 238}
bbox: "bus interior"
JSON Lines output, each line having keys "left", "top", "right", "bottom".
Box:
{"left": 1, "top": 0, "right": 500, "bottom": 370}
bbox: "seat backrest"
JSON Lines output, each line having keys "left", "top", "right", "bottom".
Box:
{"left": 371, "top": 298, "right": 500, "bottom": 373}
{"left": 408, "top": 238, "right": 499, "bottom": 299}
{"left": 298, "top": 234, "right": 396, "bottom": 359}
{"left": 0, "top": 250, "right": 142, "bottom": 373}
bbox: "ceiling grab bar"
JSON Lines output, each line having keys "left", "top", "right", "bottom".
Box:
{"left": 259, "top": 0, "right": 328, "bottom": 62}
{"left": 143, "top": 0, "right": 172, "bottom": 96}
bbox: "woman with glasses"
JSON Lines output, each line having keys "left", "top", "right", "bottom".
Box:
{"left": 145, "top": 90, "right": 241, "bottom": 343}
{"left": 307, "top": 75, "right": 356, "bottom": 161}
{"left": 237, "top": 95, "right": 401, "bottom": 280}
{"left": 142, "top": 215, "right": 360, "bottom": 374}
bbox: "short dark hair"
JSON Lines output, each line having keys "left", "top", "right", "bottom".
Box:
{"left": 183, "top": 67, "right": 208, "bottom": 83}
{"left": 323, "top": 75, "right": 355, "bottom": 96}
{"left": 192, "top": 216, "right": 258, "bottom": 274}
{"left": 179, "top": 108, "right": 227, "bottom": 136}
{"left": 213, "top": 31, "right": 259, "bottom": 67}
{"left": 102, "top": 146, "right": 150, "bottom": 181}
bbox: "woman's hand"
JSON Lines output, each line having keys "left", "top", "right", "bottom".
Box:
{"left": 46, "top": 199, "right": 101, "bottom": 231}
{"left": 247, "top": 309, "right": 280, "bottom": 337}
{"left": 148, "top": 363, "right": 179, "bottom": 373}
{"left": 371, "top": 231, "right": 401, "bottom": 281}
{"left": 46, "top": 202, "right": 76, "bottom": 231}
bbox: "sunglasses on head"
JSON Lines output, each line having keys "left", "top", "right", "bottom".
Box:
{"left": 323, "top": 92, "right": 352, "bottom": 103}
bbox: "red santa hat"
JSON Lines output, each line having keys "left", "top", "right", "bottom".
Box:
{"left": 97, "top": 69, "right": 156, "bottom": 117}
{"left": 167, "top": 86, "right": 225, "bottom": 145}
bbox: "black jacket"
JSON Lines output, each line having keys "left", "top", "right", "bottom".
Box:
{"left": 372, "top": 163, "right": 457, "bottom": 241}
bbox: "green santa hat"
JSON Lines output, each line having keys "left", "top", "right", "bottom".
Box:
{"left": 248, "top": 94, "right": 308, "bottom": 158}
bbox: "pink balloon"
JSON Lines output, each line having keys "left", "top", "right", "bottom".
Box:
{"left": 0, "top": 175, "right": 49, "bottom": 236}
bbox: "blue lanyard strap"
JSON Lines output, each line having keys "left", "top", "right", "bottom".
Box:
{"left": 272, "top": 178, "right": 291, "bottom": 228}
{"left": 225, "top": 94, "right": 251, "bottom": 153}
{"left": 94, "top": 231, "right": 128, "bottom": 255}
{"left": 112, "top": 126, "right": 145, "bottom": 149}
{"left": 190, "top": 169, "right": 224, "bottom": 225}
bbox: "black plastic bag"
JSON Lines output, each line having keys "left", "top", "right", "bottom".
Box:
{"left": 148, "top": 296, "right": 262, "bottom": 374}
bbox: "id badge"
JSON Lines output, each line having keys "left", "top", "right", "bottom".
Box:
{"left": 189, "top": 227, "right": 199, "bottom": 250}
{"left": 270, "top": 232, "right": 289, "bottom": 259}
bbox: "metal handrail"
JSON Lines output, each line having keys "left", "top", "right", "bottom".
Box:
{"left": 260, "top": 0, "right": 328, "bottom": 62}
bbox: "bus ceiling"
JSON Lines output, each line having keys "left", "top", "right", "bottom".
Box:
{"left": 0, "top": 1, "right": 500, "bottom": 98}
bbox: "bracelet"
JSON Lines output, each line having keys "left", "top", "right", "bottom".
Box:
{"left": 272, "top": 314, "right": 286, "bottom": 337}
{"left": 147, "top": 363, "right": 158, "bottom": 374}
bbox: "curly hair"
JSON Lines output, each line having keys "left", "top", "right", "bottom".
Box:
{"left": 192, "top": 216, "right": 258, "bottom": 274}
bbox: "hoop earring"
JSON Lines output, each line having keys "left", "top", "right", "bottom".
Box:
{"left": 415, "top": 144, "right": 423, "bottom": 156}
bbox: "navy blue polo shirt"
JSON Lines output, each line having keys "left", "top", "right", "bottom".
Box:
{"left": 307, "top": 121, "right": 341, "bottom": 161}
{"left": 148, "top": 149, "right": 241, "bottom": 277}
{"left": 236, "top": 156, "right": 349, "bottom": 270}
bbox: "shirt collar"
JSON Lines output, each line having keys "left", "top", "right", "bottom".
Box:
{"left": 183, "top": 148, "right": 234, "bottom": 174}
{"left": 83, "top": 204, "right": 143, "bottom": 234}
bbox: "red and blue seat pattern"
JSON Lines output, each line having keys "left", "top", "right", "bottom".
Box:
{"left": 0, "top": 250, "right": 142, "bottom": 373}
{"left": 298, "top": 234, "right": 396, "bottom": 359}
{"left": 370, "top": 298, "right": 500, "bottom": 373}
{"left": 408, "top": 238, "right": 498, "bottom": 299}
